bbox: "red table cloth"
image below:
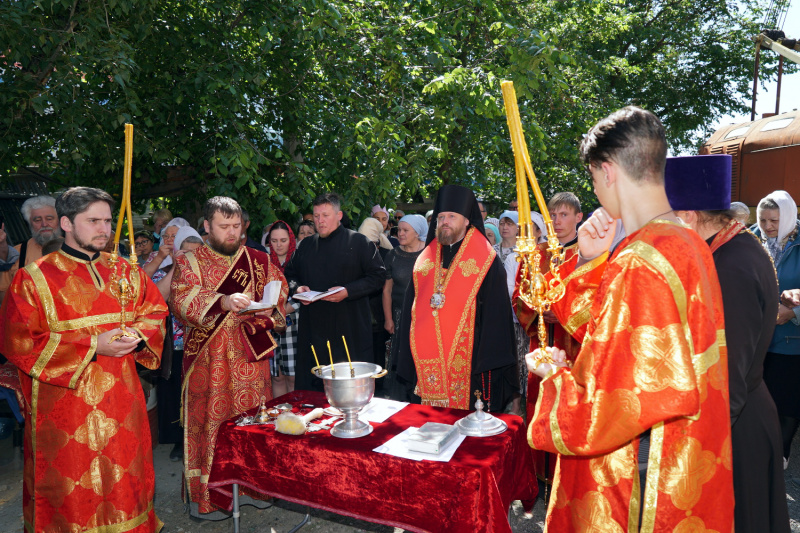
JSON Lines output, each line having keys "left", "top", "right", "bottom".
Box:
{"left": 208, "top": 390, "right": 537, "bottom": 533}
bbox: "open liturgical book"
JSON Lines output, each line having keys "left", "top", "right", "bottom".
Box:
{"left": 292, "top": 287, "right": 345, "bottom": 303}
{"left": 237, "top": 280, "right": 283, "bottom": 315}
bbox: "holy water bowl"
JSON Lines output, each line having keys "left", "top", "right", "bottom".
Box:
{"left": 312, "top": 362, "right": 387, "bottom": 438}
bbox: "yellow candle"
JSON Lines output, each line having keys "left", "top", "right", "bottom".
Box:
{"left": 327, "top": 340, "right": 335, "bottom": 378}
{"left": 500, "top": 81, "right": 550, "bottom": 227}
{"left": 311, "top": 345, "right": 321, "bottom": 369}
{"left": 342, "top": 335, "right": 354, "bottom": 375}
{"left": 114, "top": 125, "right": 133, "bottom": 244}
{"left": 124, "top": 124, "right": 136, "bottom": 263}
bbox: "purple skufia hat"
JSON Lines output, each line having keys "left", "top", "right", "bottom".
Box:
{"left": 665, "top": 154, "right": 732, "bottom": 211}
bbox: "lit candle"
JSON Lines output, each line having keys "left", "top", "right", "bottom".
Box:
{"left": 342, "top": 336, "right": 354, "bottom": 377}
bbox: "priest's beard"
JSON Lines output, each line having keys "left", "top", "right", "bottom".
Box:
{"left": 436, "top": 223, "right": 467, "bottom": 246}
{"left": 33, "top": 226, "right": 62, "bottom": 246}
{"left": 72, "top": 232, "right": 109, "bottom": 253}
{"left": 207, "top": 233, "right": 241, "bottom": 256}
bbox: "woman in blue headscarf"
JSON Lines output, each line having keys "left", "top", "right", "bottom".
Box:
{"left": 381, "top": 214, "right": 428, "bottom": 399}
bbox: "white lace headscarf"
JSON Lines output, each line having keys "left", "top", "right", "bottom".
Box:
{"left": 758, "top": 190, "right": 797, "bottom": 262}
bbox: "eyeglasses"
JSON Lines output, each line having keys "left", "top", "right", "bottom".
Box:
{"left": 134, "top": 240, "right": 151, "bottom": 246}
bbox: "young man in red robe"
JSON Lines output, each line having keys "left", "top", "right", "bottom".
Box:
{"left": 0, "top": 187, "right": 168, "bottom": 532}
{"left": 170, "top": 196, "right": 288, "bottom": 519}
{"left": 526, "top": 107, "right": 734, "bottom": 531}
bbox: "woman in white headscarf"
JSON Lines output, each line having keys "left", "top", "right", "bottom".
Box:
{"left": 142, "top": 217, "right": 191, "bottom": 278}
{"left": 754, "top": 190, "right": 800, "bottom": 468}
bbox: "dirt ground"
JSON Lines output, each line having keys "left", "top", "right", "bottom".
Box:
{"left": 3, "top": 428, "right": 800, "bottom": 532}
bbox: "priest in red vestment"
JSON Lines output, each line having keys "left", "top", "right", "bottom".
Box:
{"left": 170, "top": 196, "right": 288, "bottom": 519}
{"left": 526, "top": 107, "right": 734, "bottom": 532}
{"left": 0, "top": 187, "right": 168, "bottom": 533}
{"left": 396, "top": 184, "right": 517, "bottom": 412}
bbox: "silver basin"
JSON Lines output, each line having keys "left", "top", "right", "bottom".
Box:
{"left": 312, "top": 362, "right": 386, "bottom": 438}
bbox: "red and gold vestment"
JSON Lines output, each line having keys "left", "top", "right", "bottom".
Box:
{"left": 529, "top": 221, "right": 734, "bottom": 532}
{"left": 170, "top": 244, "right": 287, "bottom": 514}
{"left": 410, "top": 227, "right": 496, "bottom": 409}
{"left": 0, "top": 248, "right": 167, "bottom": 533}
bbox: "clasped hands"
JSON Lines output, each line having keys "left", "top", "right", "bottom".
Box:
{"left": 526, "top": 346, "right": 569, "bottom": 378}
{"left": 779, "top": 289, "right": 800, "bottom": 326}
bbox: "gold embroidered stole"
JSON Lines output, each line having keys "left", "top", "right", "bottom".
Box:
{"left": 410, "top": 227, "right": 495, "bottom": 408}
{"left": 182, "top": 247, "right": 267, "bottom": 374}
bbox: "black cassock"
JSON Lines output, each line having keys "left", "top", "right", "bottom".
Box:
{"left": 711, "top": 231, "right": 789, "bottom": 533}
{"left": 396, "top": 238, "right": 517, "bottom": 412}
{"left": 284, "top": 225, "right": 386, "bottom": 391}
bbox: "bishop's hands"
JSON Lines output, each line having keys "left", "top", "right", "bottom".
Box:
{"left": 577, "top": 208, "right": 616, "bottom": 263}
{"left": 96, "top": 329, "right": 141, "bottom": 357}
{"left": 526, "top": 346, "right": 569, "bottom": 378}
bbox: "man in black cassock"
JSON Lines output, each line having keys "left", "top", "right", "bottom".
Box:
{"left": 666, "top": 155, "right": 790, "bottom": 533}
{"left": 285, "top": 192, "right": 386, "bottom": 391}
{"left": 396, "top": 185, "right": 517, "bottom": 412}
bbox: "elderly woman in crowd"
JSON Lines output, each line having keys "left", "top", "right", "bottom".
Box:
{"left": 484, "top": 220, "right": 500, "bottom": 246}
{"left": 753, "top": 190, "right": 800, "bottom": 469}
{"left": 382, "top": 214, "right": 428, "bottom": 399}
{"left": 142, "top": 217, "right": 190, "bottom": 279}
{"left": 267, "top": 221, "right": 299, "bottom": 396}
{"left": 296, "top": 219, "right": 316, "bottom": 242}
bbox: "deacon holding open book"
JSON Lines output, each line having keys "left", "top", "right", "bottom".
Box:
{"left": 284, "top": 192, "right": 386, "bottom": 391}
{"left": 170, "top": 196, "right": 288, "bottom": 519}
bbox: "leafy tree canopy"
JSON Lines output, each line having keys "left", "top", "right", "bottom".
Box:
{"left": 0, "top": 0, "right": 784, "bottom": 227}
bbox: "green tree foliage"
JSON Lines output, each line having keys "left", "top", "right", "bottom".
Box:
{"left": 0, "top": 0, "right": 781, "bottom": 226}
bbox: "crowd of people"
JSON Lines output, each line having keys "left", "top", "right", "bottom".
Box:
{"left": 0, "top": 106, "right": 797, "bottom": 532}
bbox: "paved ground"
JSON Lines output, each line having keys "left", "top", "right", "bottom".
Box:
{"left": 3, "top": 426, "right": 800, "bottom": 532}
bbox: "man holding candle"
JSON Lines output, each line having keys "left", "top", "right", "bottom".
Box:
{"left": 526, "top": 107, "right": 733, "bottom": 531}
{"left": 170, "top": 196, "right": 288, "bottom": 519}
{"left": 396, "top": 184, "right": 517, "bottom": 412}
{"left": 0, "top": 187, "right": 168, "bottom": 532}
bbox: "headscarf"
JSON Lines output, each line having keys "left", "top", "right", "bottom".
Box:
{"left": 174, "top": 226, "right": 202, "bottom": 253}
{"left": 530, "top": 211, "right": 548, "bottom": 244}
{"left": 758, "top": 190, "right": 798, "bottom": 262}
{"left": 358, "top": 217, "right": 393, "bottom": 250}
{"left": 266, "top": 220, "right": 297, "bottom": 272}
{"left": 485, "top": 216, "right": 500, "bottom": 228}
{"left": 371, "top": 205, "right": 390, "bottom": 218}
{"left": 484, "top": 223, "right": 500, "bottom": 245}
{"left": 157, "top": 217, "right": 190, "bottom": 269}
{"left": 425, "top": 184, "right": 486, "bottom": 245}
{"left": 399, "top": 214, "right": 428, "bottom": 242}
